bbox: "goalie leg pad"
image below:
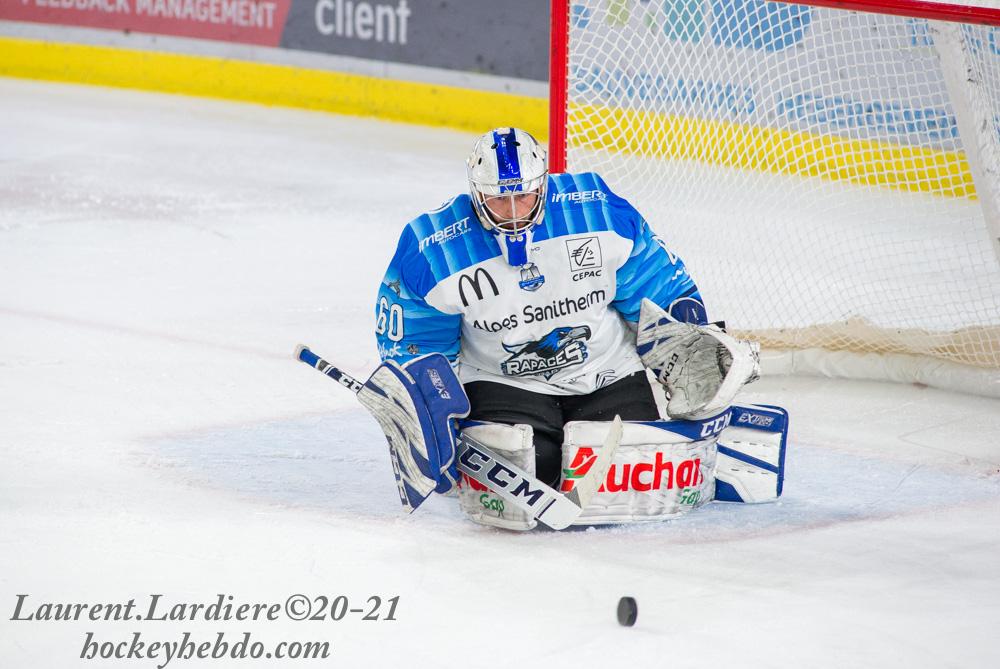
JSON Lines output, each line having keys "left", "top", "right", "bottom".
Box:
{"left": 562, "top": 417, "right": 723, "bottom": 525}
{"left": 357, "top": 354, "right": 470, "bottom": 513}
{"left": 714, "top": 404, "right": 788, "bottom": 503}
{"left": 457, "top": 423, "right": 538, "bottom": 531}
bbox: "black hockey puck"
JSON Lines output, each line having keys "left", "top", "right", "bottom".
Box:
{"left": 616, "top": 596, "right": 637, "bottom": 627}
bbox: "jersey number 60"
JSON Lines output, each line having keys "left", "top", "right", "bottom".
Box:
{"left": 376, "top": 296, "right": 404, "bottom": 342}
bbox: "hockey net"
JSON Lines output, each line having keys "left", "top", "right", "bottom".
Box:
{"left": 550, "top": 0, "right": 1000, "bottom": 396}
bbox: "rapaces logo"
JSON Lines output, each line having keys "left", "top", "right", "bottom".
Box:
{"left": 457, "top": 268, "right": 499, "bottom": 307}
{"left": 500, "top": 326, "right": 591, "bottom": 380}
{"left": 561, "top": 449, "right": 703, "bottom": 493}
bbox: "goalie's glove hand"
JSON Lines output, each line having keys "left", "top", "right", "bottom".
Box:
{"left": 636, "top": 298, "right": 760, "bottom": 420}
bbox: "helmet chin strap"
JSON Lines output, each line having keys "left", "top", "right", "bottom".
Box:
{"left": 493, "top": 227, "right": 534, "bottom": 267}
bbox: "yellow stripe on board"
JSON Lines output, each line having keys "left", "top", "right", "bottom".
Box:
{"left": 0, "top": 37, "right": 549, "bottom": 140}
{"left": 570, "top": 104, "right": 977, "bottom": 199}
{"left": 0, "top": 36, "right": 976, "bottom": 198}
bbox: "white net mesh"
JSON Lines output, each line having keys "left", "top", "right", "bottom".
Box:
{"left": 562, "top": 0, "right": 1000, "bottom": 385}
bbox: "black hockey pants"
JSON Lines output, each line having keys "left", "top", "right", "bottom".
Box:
{"left": 464, "top": 371, "right": 660, "bottom": 487}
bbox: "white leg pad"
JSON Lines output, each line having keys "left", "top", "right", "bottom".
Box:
{"left": 714, "top": 405, "right": 788, "bottom": 503}
{"left": 562, "top": 418, "right": 721, "bottom": 525}
{"left": 457, "top": 423, "right": 538, "bottom": 531}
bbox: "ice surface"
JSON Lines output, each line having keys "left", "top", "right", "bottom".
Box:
{"left": 1, "top": 78, "right": 999, "bottom": 668}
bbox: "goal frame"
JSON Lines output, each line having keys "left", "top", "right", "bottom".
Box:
{"left": 549, "top": 0, "right": 1000, "bottom": 172}
{"left": 547, "top": 0, "right": 1000, "bottom": 396}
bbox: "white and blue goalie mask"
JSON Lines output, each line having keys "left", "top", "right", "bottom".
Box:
{"left": 467, "top": 127, "right": 548, "bottom": 238}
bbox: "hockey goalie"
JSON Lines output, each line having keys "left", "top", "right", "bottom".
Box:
{"left": 352, "top": 127, "right": 788, "bottom": 530}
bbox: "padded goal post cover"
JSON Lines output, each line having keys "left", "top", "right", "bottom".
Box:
{"left": 356, "top": 354, "right": 470, "bottom": 513}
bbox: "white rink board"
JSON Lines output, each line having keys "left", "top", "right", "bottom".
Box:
{"left": 1, "top": 78, "right": 999, "bottom": 668}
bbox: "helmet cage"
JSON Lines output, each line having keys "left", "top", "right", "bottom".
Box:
{"left": 470, "top": 177, "right": 548, "bottom": 237}
{"left": 467, "top": 129, "right": 548, "bottom": 237}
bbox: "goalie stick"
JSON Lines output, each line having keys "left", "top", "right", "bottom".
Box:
{"left": 294, "top": 344, "right": 623, "bottom": 530}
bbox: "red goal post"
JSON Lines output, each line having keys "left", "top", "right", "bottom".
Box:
{"left": 548, "top": 0, "right": 1000, "bottom": 396}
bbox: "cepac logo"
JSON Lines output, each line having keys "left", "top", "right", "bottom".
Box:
{"left": 561, "top": 448, "right": 703, "bottom": 493}
{"left": 500, "top": 326, "right": 591, "bottom": 380}
{"left": 565, "top": 236, "right": 603, "bottom": 270}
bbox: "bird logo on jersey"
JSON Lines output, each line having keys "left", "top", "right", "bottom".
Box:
{"left": 500, "top": 326, "right": 592, "bottom": 379}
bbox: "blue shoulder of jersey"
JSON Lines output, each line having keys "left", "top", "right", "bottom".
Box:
{"left": 541, "top": 172, "right": 643, "bottom": 241}
{"left": 401, "top": 194, "right": 501, "bottom": 290}
{"left": 375, "top": 195, "right": 497, "bottom": 363}
{"left": 543, "top": 173, "right": 707, "bottom": 324}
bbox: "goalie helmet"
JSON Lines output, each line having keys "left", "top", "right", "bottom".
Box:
{"left": 467, "top": 127, "right": 548, "bottom": 237}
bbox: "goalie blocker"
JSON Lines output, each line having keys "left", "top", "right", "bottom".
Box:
{"left": 351, "top": 353, "right": 471, "bottom": 512}
{"left": 459, "top": 404, "right": 787, "bottom": 529}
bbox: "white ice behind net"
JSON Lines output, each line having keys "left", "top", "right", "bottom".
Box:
{"left": 563, "top": 1, "right": 1000, "bottom": 391}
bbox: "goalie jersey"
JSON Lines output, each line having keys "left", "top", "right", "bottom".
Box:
{"left": 374, "top": 172, "right": 705, "bottom": 395}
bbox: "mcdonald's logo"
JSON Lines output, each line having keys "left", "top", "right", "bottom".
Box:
{"left": 458, "top": 268, "right": 499, "bottom": 307}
